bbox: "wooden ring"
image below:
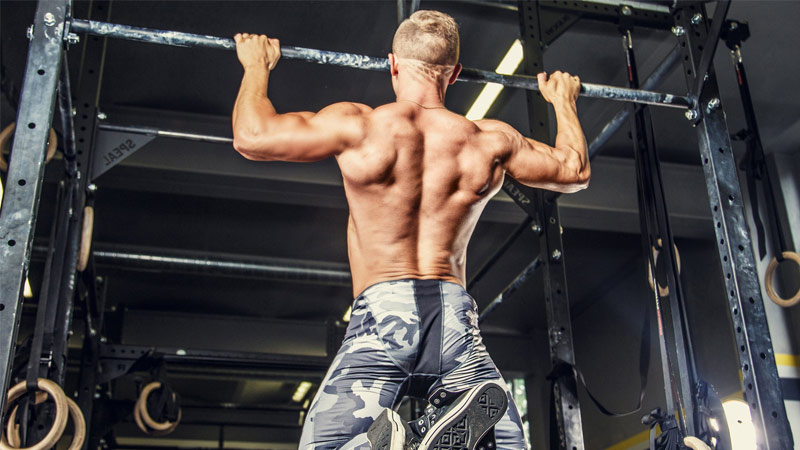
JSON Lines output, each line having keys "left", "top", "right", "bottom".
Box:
{"left": 648, "top": 238, "right": 681, "bottom": 296}
{"left": 0, "top": 379, "right": 69, "bottom": 450}
{"left": 765, "top": 251, "right": 800, "bottom": 307}
{"left": 77, "top": 206, "right": 94, "bottom": 272}
{"left": 683, "top": 436, "right": 711, "bottom": 450}
{"left": 0, "top": 123, "right": 14, "bottom": 172}
{"left": 0, "top": 123, "right": 58, "bottom": 172}
{"left": 5, "top": 395, "right": 85, "bottom": 450}
{"left": 134, "top": 382, "right": 180, "bottom": 434}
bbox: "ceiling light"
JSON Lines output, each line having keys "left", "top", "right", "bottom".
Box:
{"left": 722, "top": 399, "right": 756, "bottom": 450}
{"left": 465, "top": 39, "right": 524, "bottom": 121}
{"left": 292, "top": 381, "right": 313, "bottom": 403}
{"left": 342, "top": 305, "right": 352, "bottom": 323}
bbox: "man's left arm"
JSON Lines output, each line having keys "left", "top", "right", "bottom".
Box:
{"left": 232, "top": 33, "right": 370, "bottom": 162}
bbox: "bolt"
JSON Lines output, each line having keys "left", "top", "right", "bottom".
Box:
{"left": 89, "top": 328, "right": 97, "bottom": 336}
{"left": 671, "top": 26, "right": 685, "bottom": 37}
{"left": 87, "top": 183, "right": 98, "bottom": 193}
{"left": 706, "top": 98, "right": 720, "bottom": 113}
{"left": 684, "top": 109, "right": 698, "bottom": 121}
{"left": 531, "top": 223, "right": 542, "bottom": 234}
{"left": 73, "top": 391, "right": 79, "bottom": 398}
{"left": 691, "top": 13, "right": 703, "bottom": 25}
{"left": 100, "top": 337, "right": 107, "bottom": 343}
{"left": 66, "top": 32, "right": 80, "bottom": 45}
{"left": 176, "top": 349, "right": 187, "bottom": 356}
{"left": 93, "top": 392, "right": 100, "bottom": 399}
{"left": 730, "top": 21, "right": 738, "bottom": 30}
{"left": 68, "top": 330, "right": 74, "bottom": 337}
{"left": 621, "top": 5, "right": 632, "bottom": 16}
{"left": 96, "top": 111, "right": 107, "bottom": 120}
{"left": 551, "top": 249, "right": 562, "bottom": 261}
{"left": 43, "top": 12, "right": 56, "bottom": 27}
{"left": 26, "top": 25, "right": 34, "bottom": 40}
{"left": 71, "top": 107, "right": 77, "bottom": 116}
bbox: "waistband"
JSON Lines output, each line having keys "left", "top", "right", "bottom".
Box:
{"left": 356, "top": 278, "right": 466, "bottom": 300}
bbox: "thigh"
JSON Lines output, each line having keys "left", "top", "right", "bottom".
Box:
{"left": 298, "top": 300, "right": 408, "bottom": 450}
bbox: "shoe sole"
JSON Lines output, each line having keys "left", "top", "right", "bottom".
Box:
{"left": 419, "top": 381, "right": 508, "bottom": 450}
{"left": 368, "top": 409, "right": 406, "bottom": 450}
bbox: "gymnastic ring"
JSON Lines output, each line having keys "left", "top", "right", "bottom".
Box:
{"left": 683, "top": 436, "right": 711, "bottom": 450}
{"left": 647, "top": 238, "right": 681, "bottom": 296}
{"left": 77, "top": 206, "right": 94, "bottom": 272}
{"left": 133, "top": 399, "right": 181, "bottom": 436}
{"left": 0, "top": 123, "right": 57, "bottom": 172}
{"left": 134, "top": 382, "right": 181, "bottom": 434}
{"left": 5, "top": 394, "right": 86, "bottom": 450}
{"left": 0, "top": 379, "right": 69, "bottom": 450}
{"left": 765, "top": 251, "right": 800, "bottom": 308}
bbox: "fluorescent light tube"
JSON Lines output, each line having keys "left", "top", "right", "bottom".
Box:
{"left": 465, "top": 39, "right": 524, "bottom": 120}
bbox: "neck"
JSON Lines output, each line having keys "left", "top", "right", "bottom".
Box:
{"left": 395, "top": 81, "right": 446, "bottom": 108}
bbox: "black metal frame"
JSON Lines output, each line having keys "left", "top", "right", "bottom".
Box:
{"left": 671, "top": 3, "right": 792, "bottom": 448}
{"left": 0, "top": 0, "right": 794, "bottom": 449}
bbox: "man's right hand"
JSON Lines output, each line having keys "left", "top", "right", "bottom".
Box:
{"left": 537, "top": 71, "right": 581, "bottom": 105}
{"left": 234, "top": 33, "right": 281, "bottom": 71}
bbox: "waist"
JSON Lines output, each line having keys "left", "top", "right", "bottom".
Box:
{"left": 355, "top": 277, "right": 466, "bottom": 300}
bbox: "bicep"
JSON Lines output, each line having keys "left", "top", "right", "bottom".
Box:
{"left": 475, "top": 119, "right": 575, "bottom": 192}
{"left": 238, "top": 103, "right": 369, "bottom": 162}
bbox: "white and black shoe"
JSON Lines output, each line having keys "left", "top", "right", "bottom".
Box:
{"left": 367, "top": 409, "right": 407, "bottom": 450}
{"left": 409, "top": 381, "right": 508, "bottom": 450}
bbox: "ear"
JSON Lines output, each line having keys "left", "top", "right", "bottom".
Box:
{"left": 448, "top": 63, "right": 462, "bottom": 85}
{"left": 388, "top": 53, "right": 399, "bottom": 76}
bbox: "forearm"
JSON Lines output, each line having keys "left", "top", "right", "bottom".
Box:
{"left": 232, "top": 66, "right": 276, "bottom": 139}
{"left": 552, "top": 100, "right": 588, "bottom": 168}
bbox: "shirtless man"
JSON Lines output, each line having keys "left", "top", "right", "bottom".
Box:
{"left": 233, "top": 10, "right": 589, "bottom": 450}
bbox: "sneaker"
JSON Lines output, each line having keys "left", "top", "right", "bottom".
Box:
{"left": 409, "top": 381, "right": 508, "bottom": 450}
{"left": 368, "top": 409, "right": 407, "bottom": 450}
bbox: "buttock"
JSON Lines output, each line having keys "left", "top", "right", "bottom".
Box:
{"left": 343, "top": 279, "right": 481, "bottom": 385}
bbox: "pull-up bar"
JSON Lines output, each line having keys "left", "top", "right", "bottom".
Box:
{"left": 69, "top": 18, "right": 694, "bottom": 109}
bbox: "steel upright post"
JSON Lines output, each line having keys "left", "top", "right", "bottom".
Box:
{"left": 0, "top": 0, "right": 68, "bottom": 413}
{"left": 672, "top": 3, "right": 793, "bottom": 448}
{"left": 515, "top": 2, "right": 585, "bottom": 449}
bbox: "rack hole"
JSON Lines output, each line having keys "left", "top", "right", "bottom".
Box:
{"left": 772, "top": 411, "right": 778, "bottom": 418}
{"left": 744, "top": 364, "right": 749, "bottom": 371}
{"left": 749, "top": 297, "right": 755, "bottom": 304}
{"left": 718, "top": 147, "right": 724, "bottom": 153}
{"left": 748, "top": 383, "right": 752, "bottom": 390}
{"left": 18, "top": 179, "right": 25, "bottom": 186}
{"left": 720, "top": 239, "right": 725, "bottom": 245}
{"left": 724, "top": 256, "right": 728, "bottom": 262}
{"left": 736, "top": 326, "right": 741, "bottom": 333}
{"left": 7, "top": 240, "right": 16, "bottom": 246}
{"left": 0, "top": 304, "right": 4, "bottom": 311}
{"left": 760, "top": 352, "right": 767, "bottom": 359}
{"left": 740, "top": 345, "right": 745, "bottom": 352}
{"left": 727, "top": 273, "right": 731, "bottom": 280}
{"left": 733, "top": 308, "right": 738, "bottom": 315}
{"left": 27, "top": 123, "right": 35, "bottom": 129}
{"left": 730, "top": 290, "right": 735, "bottom": 296}
{"left": 704, "top": 157, "right": 709, "bottom": 164}
{"left": 37, "top": 69, "right": 45, "bottom": 75}
{"left": 738, "top": 245, "right": 745, "bottom": 252}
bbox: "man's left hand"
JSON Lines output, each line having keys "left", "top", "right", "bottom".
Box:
{"left": 234, "top": 33, "right": 281, "bottom": 71}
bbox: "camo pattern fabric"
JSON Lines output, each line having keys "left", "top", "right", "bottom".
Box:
{"left": 298, "top": 279, "right": 528, "bottom": 450}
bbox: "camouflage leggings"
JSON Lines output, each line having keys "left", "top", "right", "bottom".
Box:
{"left": 298, "top": 279, "right": 528, "bottom": 450}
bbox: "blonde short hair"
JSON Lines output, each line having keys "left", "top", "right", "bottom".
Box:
{"left": 392, "top": 10, "right": 460, "bottom": 67}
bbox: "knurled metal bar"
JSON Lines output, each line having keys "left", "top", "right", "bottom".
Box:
{"left": 672, "top": 3, "right": 793, "bottom": 448}
{"left": 0, "top": 0, "right": 69, "bottom": 414}
{"left": 67, "top": 18, "right": 693, "bottom": 109}
{"left": 518, "top": 3, "right": 585, "bottom": 449}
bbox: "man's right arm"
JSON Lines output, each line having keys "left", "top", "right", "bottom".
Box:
{"left": 475, "top": 71, "right": 590, "bottom": 193}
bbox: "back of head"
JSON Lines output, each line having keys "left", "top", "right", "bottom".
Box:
{"left": 392, "top": 10, "right": 460, "bottom": 67}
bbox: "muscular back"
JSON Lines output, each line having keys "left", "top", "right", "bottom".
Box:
{"left": 336, "top": 102, "right": 506, "bottom": 296}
